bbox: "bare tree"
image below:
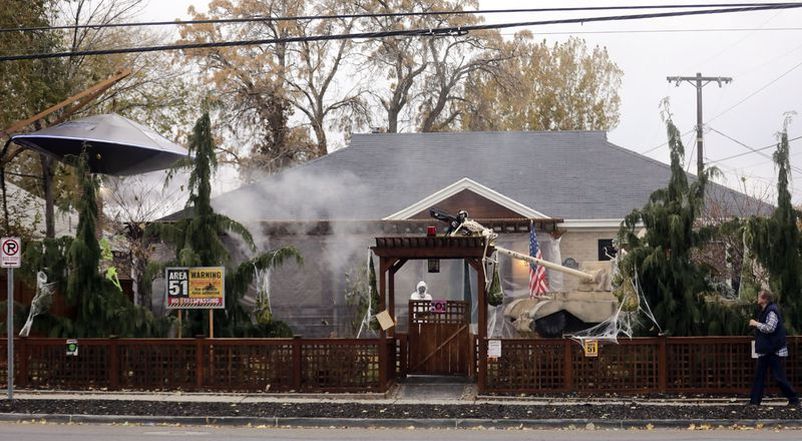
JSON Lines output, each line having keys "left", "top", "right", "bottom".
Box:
{"left": 284, "top": 0, "right": 369, "bottom": 156}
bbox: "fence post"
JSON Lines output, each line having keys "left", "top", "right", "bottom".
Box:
{"left": 378, "top": 336, "right": 388, "bottom": 392}
{"left": 400, "top": 334, "right": 408, "bottom": 378}
{"left": 108, "top": 337, "right": 120, "bottom": 389}
{"left": 195, "top": 337, "right": 204, "bottom": 389}
{"left": 658, "top": 336, "right": 667, "bottom": 392}
{"left": 16, "top": 337, "right": 27, "bottom": 388}
{"left": 564, "top": 339, "right": 574, "bottom": 392}
{"left": 292, "top": 336, "right": 302, "bottom": 391}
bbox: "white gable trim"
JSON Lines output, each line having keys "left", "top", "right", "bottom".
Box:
{"left": 383, "top": 177, "right": 550, "bottom": 220}
{"left": 558, "top": 218, "right": 647, "bottom": 232}
{"left": 557, "top": 219, "right": 623, "bottom": 230}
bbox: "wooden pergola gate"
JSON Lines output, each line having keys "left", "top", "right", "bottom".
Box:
{"left": 407, "top": 300, "right": 470, "bottom": 375}
{"left": 371, "top": 236, "right": 493, "bottom": 388}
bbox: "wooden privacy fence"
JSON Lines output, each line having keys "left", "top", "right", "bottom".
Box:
{"left": 485, "top": 336, "right": 802, "bottom": 394}
{"left": 0, "top": 337, "right": 386, "bottom": 393}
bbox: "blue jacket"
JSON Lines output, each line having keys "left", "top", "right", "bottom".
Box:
{"left": 755, "top": 303, "right": 787, "bottom": 355}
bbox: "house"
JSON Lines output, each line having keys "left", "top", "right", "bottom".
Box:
{"left": 4, "top": 181, "right": 77, "bottom": 238}
{"left": 166, "top": 131, "right": 770, "bottom": 337}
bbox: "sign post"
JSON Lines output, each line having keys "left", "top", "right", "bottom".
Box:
{"left": 165, "top": 267, "right": 225, "bottom": 338}
{"left": 1, "top": 237, "right": 22, "bottom": 401}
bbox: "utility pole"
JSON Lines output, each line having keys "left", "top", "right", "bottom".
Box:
{"left": 666, "top": 73, "right": 732, "bottom": 177}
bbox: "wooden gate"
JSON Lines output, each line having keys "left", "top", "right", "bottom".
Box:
{"left": 407, "top": 300, "right": 470, "bottom": 376}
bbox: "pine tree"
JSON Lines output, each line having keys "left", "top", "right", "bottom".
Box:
{"left": 745, "top": 124, "right": 802, "bottom": 333}
{"left": 618, "top": 118, "right": 714, "bottom": 335}
{"left": 149, "top": 112, "right": 301, "bottom": 337}
{"left": 20, "top": 151, "right": 166, "bottom": 337}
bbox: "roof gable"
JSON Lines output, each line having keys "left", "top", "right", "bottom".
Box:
{"left": 384, "top": 177, "right": 549, "bottom": 220}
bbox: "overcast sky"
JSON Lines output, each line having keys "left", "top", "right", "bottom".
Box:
{"left": 139, "top": 0, "right": 802, "bottom": 202}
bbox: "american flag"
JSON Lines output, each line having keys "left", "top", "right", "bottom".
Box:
{"left": 529, "top": 228, "right": 549, "bottom": 298}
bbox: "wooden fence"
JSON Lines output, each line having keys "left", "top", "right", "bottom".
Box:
{"left": 485, "top": 336, "right": 802, "bottom": 394}
{"left": 2, "top": 336, "right": 800, "bottom": 394}
{"left": 0, "top": 337, "right": 386, "bottom": 393}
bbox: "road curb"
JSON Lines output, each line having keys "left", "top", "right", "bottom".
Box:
{"left": 2, "top": 413, "right": 802, "bottom": 429}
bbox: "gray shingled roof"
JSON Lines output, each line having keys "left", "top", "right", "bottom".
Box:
{"left": 198, "top": 131, "right": 770, "bottom": 222}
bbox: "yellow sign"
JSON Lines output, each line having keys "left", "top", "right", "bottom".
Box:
{"left": 583, "top": 339, "right": 599, "bottom": 357}
{"left": 165, "top": 266, "right": 225, "bottom": 309}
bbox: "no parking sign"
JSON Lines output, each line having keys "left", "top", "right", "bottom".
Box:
{"left": 3, "top": 236, "right": 21, "bottom": 400}
{"left": 0, "top": 237, "right": 21, "bottom": 268}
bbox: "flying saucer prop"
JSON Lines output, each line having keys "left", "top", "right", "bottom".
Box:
{"left": 10, "top": 113, "right": 187, "bottom": 175}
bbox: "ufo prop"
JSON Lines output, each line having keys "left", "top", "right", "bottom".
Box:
{"left": 11, "top": 113, "right": 187, "bottom": 175}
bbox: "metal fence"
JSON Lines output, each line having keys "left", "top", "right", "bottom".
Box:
{"left": 0, "top": 337, "right": 386, "bottom": 393}
{"left": 485, "top": 336, "right": 802, "bottom": 394}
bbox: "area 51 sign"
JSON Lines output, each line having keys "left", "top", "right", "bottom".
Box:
{"left": 165, "top": 266, "right": 225, "bottom": 309}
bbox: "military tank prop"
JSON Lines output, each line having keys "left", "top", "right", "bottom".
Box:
{"left": 430, "top": 208, "right": 621, "bottom": 338}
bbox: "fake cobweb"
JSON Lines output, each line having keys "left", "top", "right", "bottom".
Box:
{"left": 355, "top": 250, "right": 375, "bottom": 339}
{"left": 19, "top": 271, "right": 56, "bottom": 337}
{"left": 567, "top": 267, "right": 662, "bottom": 347}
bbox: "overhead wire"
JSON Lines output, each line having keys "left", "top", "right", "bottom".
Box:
{"left": 707, "top": 127, "right": 802, "bottom": 176}
{"left": 706, "top": 59, "right": 802, "bottom": 124}
{"left": 500, "top": 27, "right": 802, "bottom": 36}
{"left": 2, "top": 3, "right": 802, "bottom": 61}
{"left": 1, "top": 3, "right": 798, "bottom": 33}
{"left": 707, "top": 134, "right": 802, "bottom": 164}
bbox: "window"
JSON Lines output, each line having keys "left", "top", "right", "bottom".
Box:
{"left": 598, "top": 239, "right": 617, "bottom": 261}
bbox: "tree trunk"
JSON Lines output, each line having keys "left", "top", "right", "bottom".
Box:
{"left": 312, "top": 121, "right": 327, "bottom": 157}
{"left": 40, "top": 153, "right": 55, "bottom": 238}
{"left": 387, "top": 107, "right": 399, "bottom": 133}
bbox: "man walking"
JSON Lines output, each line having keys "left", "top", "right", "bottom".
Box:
{"left": 748, "top": 289, "right": 800, "bottom": 406}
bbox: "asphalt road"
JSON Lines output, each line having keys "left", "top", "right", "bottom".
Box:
{"left": 0, "top": 423, "right": 801, "bottom": 441}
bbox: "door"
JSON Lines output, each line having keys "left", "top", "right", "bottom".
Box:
{"left": 407, "top": 300, "right": 470, "bottom": 376}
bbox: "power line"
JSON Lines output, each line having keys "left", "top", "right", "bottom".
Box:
{"left": 1, "top": 3, "right": 798, "bottom": 33}
{"left": 707, "top": 59, "right": 802, "bottom": 123}
{"left": 502, "top": 27, "right": 802, "bottom": 36}
{"left": 707, "top": 127, "right": 802, "bottom": 175}
{"left": 707, "top": 135, "right": 802, "bottom": 163}
{"left": 2, "top": 3, "right": 802, "bottom": 62}
{"left": 639, "top": 127, "right": 696, "bottom": 155}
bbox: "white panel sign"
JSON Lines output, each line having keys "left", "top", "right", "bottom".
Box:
{"left": 488, "top": 339, "right": 502, "bottom": 359}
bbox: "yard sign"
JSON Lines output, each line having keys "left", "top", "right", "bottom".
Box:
{"left": 165, "top": 266, "right": 225, "bottom": 309}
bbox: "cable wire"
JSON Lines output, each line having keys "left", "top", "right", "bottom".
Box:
{"left": 706, "top": 59, "right": 802, "bottom": 123}
{"left": 1, "top": 3, "right": 798, "bottom": 33}
{"left": 2, "top": 3, "right": 802, "bottom": 61}
{"left": 708, "top": 127, "right": 802, "bottom": 175}
{"left": 707, "top": 134, "right": 802, "bottom": 164}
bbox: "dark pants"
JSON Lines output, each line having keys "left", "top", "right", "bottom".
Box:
{"left": 750, "top": 354, "right": 799, "bottom": 405}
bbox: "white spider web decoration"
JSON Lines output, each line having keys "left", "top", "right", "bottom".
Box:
{"left": 568, "top": 267, "right": 662, "bottom": 347}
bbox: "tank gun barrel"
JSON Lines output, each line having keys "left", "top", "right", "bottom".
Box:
{"left": 495, "top": 246, "right": 595, "bottom": 281}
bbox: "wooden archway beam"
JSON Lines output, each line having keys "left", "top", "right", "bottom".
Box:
{"left": 1, "top": 68, "right": 132, "bottom": 138}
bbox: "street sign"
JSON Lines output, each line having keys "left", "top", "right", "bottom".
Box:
{"left": 165, "top": 266, "right": 225, "bottom": 309}
{"left": 2, "top": 236, "right": 20, "bottom": 400}
{"left": 0, "top": 237, "right": 21, "bottom": 268}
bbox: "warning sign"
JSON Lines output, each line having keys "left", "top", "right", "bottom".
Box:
{"left": 583, "top": 339, "right": 599, "bottom": 357}
{"left": 165, "top": 266, "right": 225, "bottom": 309}
{"left": 0, "top": 237, "right": 21, "bottom": 268}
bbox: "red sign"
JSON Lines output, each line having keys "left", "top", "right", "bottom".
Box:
{"left": 430, "top": 299, "right": 447, "bottom": 314}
